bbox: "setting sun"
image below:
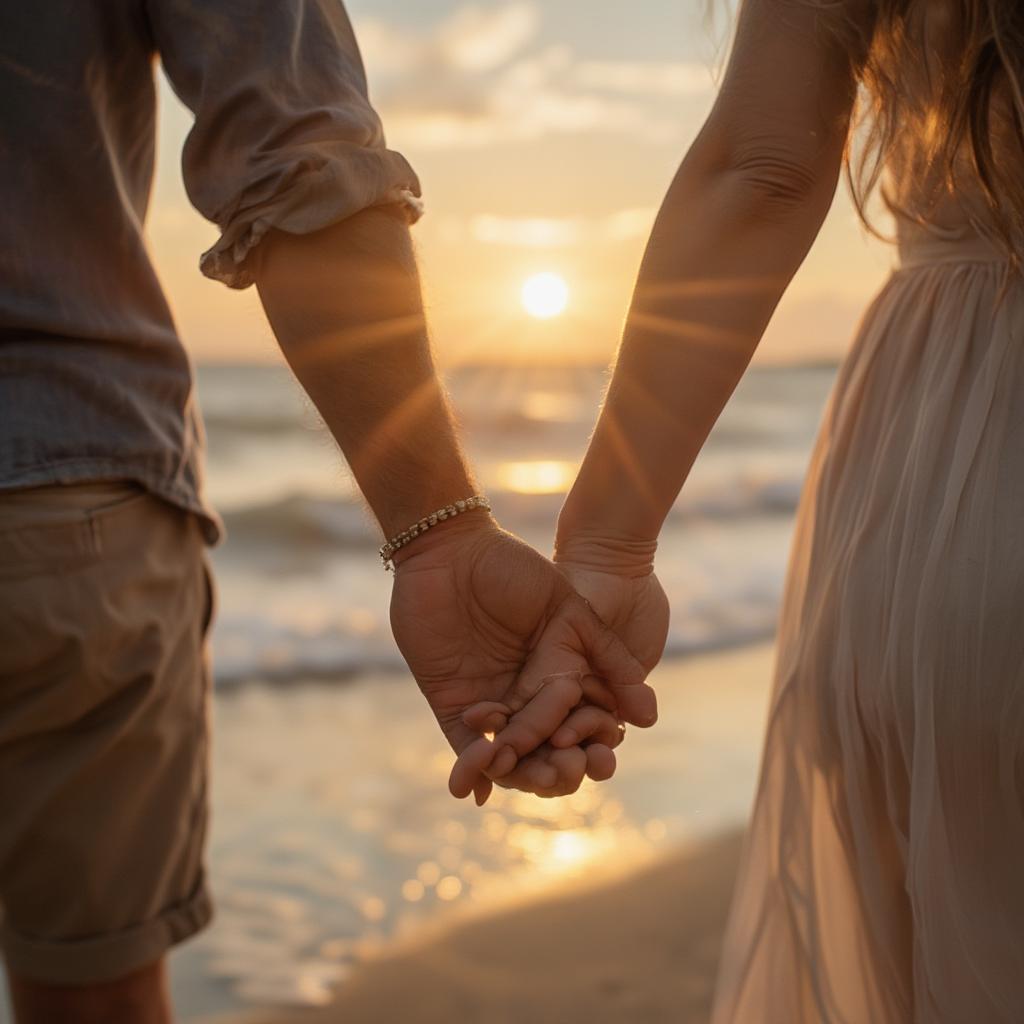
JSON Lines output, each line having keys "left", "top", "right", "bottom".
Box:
{"left": 521, "top": 272, "right": 569, "bottom": 319}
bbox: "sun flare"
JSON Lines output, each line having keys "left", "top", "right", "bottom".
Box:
{"left": 521, "top": 272, "right": 569, "bottom": 319}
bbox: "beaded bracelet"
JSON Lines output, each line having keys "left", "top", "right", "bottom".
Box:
{"left": 379, "top": 495, "right": 492, "bottom": 571}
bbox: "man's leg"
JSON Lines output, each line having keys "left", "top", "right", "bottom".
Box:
{"left": 8, "top": 959, "right": 171, "bottom": 1024}
{"left": 0, "top": 483, "right": 215, "bottom": 1019}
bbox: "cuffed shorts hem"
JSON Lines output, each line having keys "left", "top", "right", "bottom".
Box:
{"left": 0, "top": 481, "right": 217, "bottom": 988}
{"left": 0, "top": 881, "right": 214, "bottom": 985}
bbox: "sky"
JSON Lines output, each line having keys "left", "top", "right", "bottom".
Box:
{"left": 147, "top": 0, "right": 896, "bottom": 367}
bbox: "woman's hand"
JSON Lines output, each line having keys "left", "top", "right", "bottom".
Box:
{"left": 554, "top": 531, "right": 670, "bottom": 674}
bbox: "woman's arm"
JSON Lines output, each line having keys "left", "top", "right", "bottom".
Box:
{"left": 556, "top": 0, "right": 866, "bottom": 560}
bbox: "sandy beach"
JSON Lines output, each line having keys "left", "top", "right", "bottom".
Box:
{"left": 223, "top": 827, "right": 744, "bottom": 1024}
{"left": 170, "top": 643, "right": 774, "bottom": 1024}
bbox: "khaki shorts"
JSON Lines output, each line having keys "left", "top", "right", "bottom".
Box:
{"left": 0, "top": 482, "right": 214, "bottom": 984}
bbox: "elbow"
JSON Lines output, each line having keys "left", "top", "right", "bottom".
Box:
{"left": 700, "top": 141, "right": 841, "bottom": 226}
{"left": 730, "top": 153, "right": 827, "bottom": 213}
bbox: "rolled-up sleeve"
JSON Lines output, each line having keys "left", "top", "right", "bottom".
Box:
{"left": 148, "top": 0, "right": 422, "bottom": 289}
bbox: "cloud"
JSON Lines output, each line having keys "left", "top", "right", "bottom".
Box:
{"left": 355, "top": 4, "right": 712, "bottom": 150}
{"left": 435, "top": 207, "right": 657, "bottom": 248}
{"left": 572, "top": 61, "right": 714, "bottom": 96}
{"left": 472, "top": 214, "right": 584, "bottom": 247}
{"left": 356, "top": 3, "right": 540, "bottom": 83}
{"left": 439, "top": 3, "right": 540, "bottom": 72}
{"left": 602, "top": 207, "right": 660, "bottom": 240}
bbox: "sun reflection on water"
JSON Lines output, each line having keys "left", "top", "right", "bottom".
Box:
{"left": 496, "top": 459, "right": 576, "bottom": 495}
{"left": 436, "top": 876, "right": 463, "bottom": 901}
{"left": 550, "top": 829, "right": 591, "bottom": 866}
{"left": 520, "top": 390, "right": 585, "bottom": 423}
{"left": 205, "top": 686, "right": 682, "bottom": 1012}
{"left": 400, "top": 879, "right": 425, "bottom": 902}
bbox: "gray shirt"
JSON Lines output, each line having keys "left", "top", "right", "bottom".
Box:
{"left": 0, "top": 1, "right": 421, "bottom": 541}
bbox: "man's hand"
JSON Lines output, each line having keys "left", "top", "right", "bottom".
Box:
{"left": 389, "top": 514, "right": 657, "bottom": 804}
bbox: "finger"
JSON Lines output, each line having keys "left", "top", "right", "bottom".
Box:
{"left": 488, "top": 744, "right": 519, "bottom": 779}
{"left": 473, "top": 776, "right": 493, "bottom": 807}
{"left": 585, "top": 743, "right": 616, "bottom": 782}
{"left": 461, "top": 702, "right": 511, "bottom": 734}
{"left": 499, "top": 744, "right": 587, "bottom": 798}
{"left": 551, "top": 706, "right": 625, "bottom": 749}
{"left": 501, "top": 655, "right": 580, "bottom": 718}
{"left": 495, "top": 743, "right": 561, "bottom": 792}
{"left": 507, "top": 755, "right": 559, "bottom": 791}
{"left": 579, "top": 674, "right": 618, "bottom": 713}
{"left": 567, "top": 596, "right": 658, "bottom": 727}
{"left": 486, "top": 673, "right": 583, "bottom": 774}
{"left": 448, "top": 735, "right": 498, "bottom": 799}
{"left": 537, "top": 745, "right": 589, "bottom": 797}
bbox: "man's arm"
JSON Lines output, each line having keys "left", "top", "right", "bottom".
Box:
{"left": 254, "top": 208, "right": 474, "bottom": 538}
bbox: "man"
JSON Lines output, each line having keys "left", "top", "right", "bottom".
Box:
{"left": 0, "top": 2, "right": 656, "bottom": 1020}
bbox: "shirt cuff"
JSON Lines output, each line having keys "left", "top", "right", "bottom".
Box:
{"left": 198, "top": 145, "right": 423, "bottom": 290}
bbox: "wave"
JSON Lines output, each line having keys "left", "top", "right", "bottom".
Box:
{"left": 208, "top": 520, "right": 790, "bottom": 688}
{"left": 222, "top": 495, "right": 375, "bottom": 548}
{"left": 219, "top": 472, "right": 806, "bottom": 553}
{"left": 212, "top": 622, "right": 403, "bottom": 688}
{"left": 203, "top": 410, "right": 316, "bottom": 436}
{"left": 210, "top": 610, "right": 778, "bottom": 688}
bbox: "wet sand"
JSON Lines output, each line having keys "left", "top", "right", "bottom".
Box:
{"left": 215, "top": 827, "right": 743, "bottom": 1024}
{"left": 162, "top": 642, "right": 774, "bottom": 1023}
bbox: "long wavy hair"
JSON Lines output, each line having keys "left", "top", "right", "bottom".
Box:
{"left": 809, "top": 0, "right": 1024, "bottom": 260}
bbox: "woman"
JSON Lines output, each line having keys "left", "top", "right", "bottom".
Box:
{"left": 466, "top": 0, "right": 1024, "bottom": 1018}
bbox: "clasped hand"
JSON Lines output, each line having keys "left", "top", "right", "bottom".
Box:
{"left": 390, "top": 515, "right": 668, "bottom": 805}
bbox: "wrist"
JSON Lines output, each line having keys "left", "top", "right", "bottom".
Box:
{"left": 367, "top": 460, "right": 476, "bottom": 541}
{"left": 553, "top": 525, "right": 658, "bottom": 577}
{"left": 389, "top": 505, "right": 500, "bottom": 570}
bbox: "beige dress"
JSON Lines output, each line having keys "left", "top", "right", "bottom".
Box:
{"left": 710, "top": 168, "right": 1024, "bottom": 1019}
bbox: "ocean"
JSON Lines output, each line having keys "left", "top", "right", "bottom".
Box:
{"left": 201, "top": 361, "right": 837, "bottom": 686}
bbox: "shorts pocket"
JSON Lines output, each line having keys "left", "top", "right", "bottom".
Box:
{"left": 0, "top": 483, "right": 149, "bottom": 573}
{"left": 199, "top": 554, "right": 217, "bottom": 640}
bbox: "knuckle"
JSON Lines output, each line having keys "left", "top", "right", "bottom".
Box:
{"left": 504, "top": 724, "right": 540, "bottom": 753}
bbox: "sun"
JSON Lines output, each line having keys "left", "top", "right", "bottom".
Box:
{"left": 521, "top": 272, "right": 569, "bottom": 319}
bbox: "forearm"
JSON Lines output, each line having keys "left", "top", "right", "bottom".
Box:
{"left": 556, "top": 153, "right": 836, "bottom": 556}
{"left": 254, "top": 208, "right": 475, "bottom": 538}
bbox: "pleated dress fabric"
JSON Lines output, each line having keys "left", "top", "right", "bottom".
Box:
{"left": 710, "top": 221, "right": 1024, "bottom": 1023}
